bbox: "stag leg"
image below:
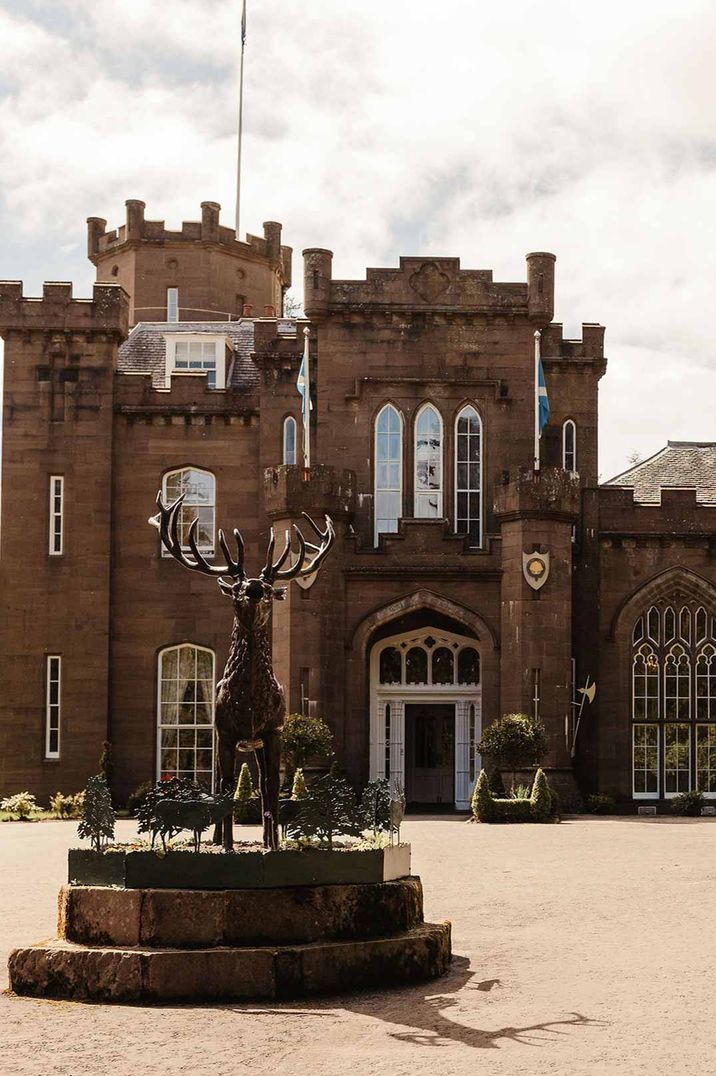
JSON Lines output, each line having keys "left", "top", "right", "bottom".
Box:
{"left": 217, "top": 736, "right": 236, "bottom": 852}
{"left": 258, "top": 731, "right": 281, "bottom": 851}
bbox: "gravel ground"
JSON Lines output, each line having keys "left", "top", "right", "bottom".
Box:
{"left": 2, "top": 815, "right": 716, "bottom": 1076}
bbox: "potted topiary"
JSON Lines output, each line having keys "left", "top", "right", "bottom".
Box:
{"left": 477, "top": 713, "right": 548, "bottom": 792}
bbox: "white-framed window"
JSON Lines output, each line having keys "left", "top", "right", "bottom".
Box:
{"left": 562, "top": 419, "right": 577, "bottom": 472}
{"left": 374, "top": 404, "right": 403, "bottom": 544}
{"left": 167, "top": 288, "right": 179, "bottom": 323}
{"left": 283, "top": 416, "right": 297, "bottom": 465}
{"left": 164, "top": 334, "right": 227, "bottom": 390}
{"left": 162, "top": 468, "right": 215, "bottom": 554}
{"left": 633, "top": 723, "right": 659, "bottom": 798}
{"left": 414, "top": 403, "right": 443, "bottom": 518}
{"left": 377, "top": 635, "right": 480, "bottom": 688}
{"left": 455, "top": 405, "right": 482, "bottom": 547}
{"left": 631, "top": 604, "right": 716, "bottom": 798}
{"left": 45, "top": 655, "right": 61, "bottom": 759}
{"left": 157, "top": 644, "right": 215, "bottom": 788}
{"left": 49, "top": 475, "right": 64, "bottom": 555}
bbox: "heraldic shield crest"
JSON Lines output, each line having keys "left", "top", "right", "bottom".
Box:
{"left": 523, "top": 550, "right": 550, "bottom": 590}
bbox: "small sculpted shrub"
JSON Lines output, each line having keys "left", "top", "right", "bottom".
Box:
{"left": 530, "top": 768, "right": 553, "bottom": 822}
{"left": 50, "top": 791, "right": 85, "bottom": 819}
{"left": 670, "top": 789, "right": 704, "bottom": 817}
{"left": 471, "top": 770, "right": 494, "bottom": 822}
{"left": 291, "top": 768, "right": 309, "bottom": 800}
{"left": 233, "top": 763, "right": 255, "bottom": 823}
{"left": 77, "top": 775, "right": 116, "bottom": 852}
{"left": 1, "top": 792, "right": 38, "bottom": 819}
{"left": 478, "top": 713, "right": 548, "bottom": 790}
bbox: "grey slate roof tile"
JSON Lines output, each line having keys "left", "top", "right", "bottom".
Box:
{"left": 117, "top": 320, "right": 264, "bottom": 391}
{"left": 604, "top": 441, "right": 716, "bottom": 504}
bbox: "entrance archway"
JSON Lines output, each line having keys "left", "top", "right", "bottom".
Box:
{"left": 370, "top": 626, "right": 481, "bottom": 810}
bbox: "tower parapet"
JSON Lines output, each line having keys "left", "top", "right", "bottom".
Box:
{"left": 0, "top": 281, "right": 129, "bottom": 337}
{"left": 87, "top": 201, "right": 292, "bottom": 326}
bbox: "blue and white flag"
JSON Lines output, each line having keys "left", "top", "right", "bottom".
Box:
{"left": 537, "top": 357, "right": 550, "bottom": 433}
{"left": 297, "top": 328, "right": 312, "bottom": 467}
{"left": 241, "top": 0, "right": 246, "bottom": 46}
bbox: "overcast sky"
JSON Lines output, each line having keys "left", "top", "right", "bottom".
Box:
{"left": 1, "top": 0, "right": 715, "bottom": 480}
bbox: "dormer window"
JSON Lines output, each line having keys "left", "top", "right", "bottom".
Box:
{"left": 163, "top": 334, "right": 228, "bottom": 390}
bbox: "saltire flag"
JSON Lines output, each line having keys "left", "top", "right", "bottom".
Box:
{"left": 296, "top": 356, "right": 312, "bottom": 416}
{"left": 241, "top": 0, "right": 247, "bottom": 45}
{"left": 537, "top": 357, "right": 550, "bottom": 433}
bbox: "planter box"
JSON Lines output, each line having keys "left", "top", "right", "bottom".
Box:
{"left": 68, "top": 844, "right": 411, "bottom": 890}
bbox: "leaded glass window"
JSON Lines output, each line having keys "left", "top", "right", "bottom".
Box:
{"left": 374, "top": 405, "right": 403, "bottom": 544}
{"left": 633, "top": 724, "right": 659, "bottom": 796}
{"left": 414, "top": 404, "right": 443, "bottom": 518}
{"left": 458, "top": 647, "right": 480, "bottom": 685}
{"left": 379, "top": 646, "right": 402, "bottom": 685}
{"left": 664, "top": 724, "right": 690, "bottom": 794}
{"left": 406, "top": 647, "right": 428, "bottom": 685}
{"left": 455, "top": 405, "right": 482, "bottom": 547}
{"left": 162, "top": 468, "right": 215, "bottom": 554}
{"left": 432, "top": 647, "right": 454, "bottom": 685}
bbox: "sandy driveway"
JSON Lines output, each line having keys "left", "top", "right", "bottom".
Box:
{"left": 2, "top": 815, "right": 715, "bottom": 1075}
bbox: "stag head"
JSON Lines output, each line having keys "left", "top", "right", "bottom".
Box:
{"left": 149, "top": 493, "right": 335, "bottom": 623}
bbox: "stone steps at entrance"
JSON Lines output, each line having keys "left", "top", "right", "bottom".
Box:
{"left": 9, "top": 922, "right": 452, "bottom": 1002}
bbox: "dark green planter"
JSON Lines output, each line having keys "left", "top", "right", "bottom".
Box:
{"left": 68, "top": 844, "right": 411, "bottom": 890}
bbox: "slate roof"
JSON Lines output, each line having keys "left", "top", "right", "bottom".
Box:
{"left": 604, "top": 442, "right": 716, "bottom": 504}
{"left": 117, "top": 320, "right": 267, "bottom": 391}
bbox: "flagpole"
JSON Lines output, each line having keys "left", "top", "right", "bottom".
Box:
{"left": 235, "top": 0, "right": 247, "bottom": 237}
{"left": 534, "top": 330, "right": 541, "bottom": 473}
{"left": 302, "top": 327, "right": 311, "bottom": 469}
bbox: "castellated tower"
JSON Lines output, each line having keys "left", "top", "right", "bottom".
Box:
{"left": 87, "top": 200, "right": 292, "bottom": 327}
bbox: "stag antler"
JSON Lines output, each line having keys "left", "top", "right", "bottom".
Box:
{"left": 261, "top": 513, "right": 335, "bottom": 583}
{"left": 149, "top": 492, "right": 245, "bottom": 579}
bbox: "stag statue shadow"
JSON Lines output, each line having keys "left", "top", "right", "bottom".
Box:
{"left": 228, "top": 955, "right": 605, "bottom": 1050}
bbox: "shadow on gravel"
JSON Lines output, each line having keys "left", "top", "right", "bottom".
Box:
{"left": 234, "top": 955, "right": 605, "bottom": 1050}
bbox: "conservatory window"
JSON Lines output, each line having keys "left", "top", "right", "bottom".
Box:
{"left": 664, "top": 724, "right": 691, "bottom": 795}
{"left": 696, "top": 725, "right": 716, "bottom": 795}
{"left": 633, "top": 724, "right": 659, "bottom": 797}
{"left": 414, "top": 404, "right": 443, "bottom": 518}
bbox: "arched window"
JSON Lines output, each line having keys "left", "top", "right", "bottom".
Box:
{"left": 458, "top": 647, "right": 480, "bottom": 685}
{"left": 157, "top": 644, "right": 215, "bottom": 788}
{"left": 374, "top": 404, "right": 403, "bottom": 544}
{"left": 455, "top": 405, "right": 482, "bottom": 547}
{"left": 562, "top": 419, "right": 577, "bottom": 472}
{"left": 406, "top": 647, "right": 428, "bottom": 685}
{"left": 162, "top": 468, "right": 215, "bottom": 554}
{"left": 283, "top": 416, "right": 297, "bottom": 465}
{"left": 632, "top": 604, "right": 716, "bottom": 798}
{"left": 379, "top": 646, "right": 402, "bottom": 685}
{"left": 432, "top": 647, "right": 454, "bottom": 685}
{"left": 414, "top": 404, "right": 443, "bottom": 518}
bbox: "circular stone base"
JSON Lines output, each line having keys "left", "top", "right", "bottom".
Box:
{"left": 9, "top": 922, "right": 452, "bottom": 1002}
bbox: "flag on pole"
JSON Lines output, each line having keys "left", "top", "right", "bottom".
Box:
{"left": 241, "top": 0, "right": 246, "bottom": 45}
{"left": 296, "top": 327, "right": 312, "bottom": 467}
{"left": 538, "top": 357, "right": 550, "bottom": 433}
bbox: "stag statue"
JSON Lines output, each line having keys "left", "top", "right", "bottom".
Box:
{"left": 150, "top": 494, "right": 335, "bottom": 851}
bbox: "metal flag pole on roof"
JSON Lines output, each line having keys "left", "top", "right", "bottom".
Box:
{"left": 296, "top": 327, "right": 312, "bottom": 469}
{"left": 534, "top": 330, "right": 550, "bottom": 472}
{"left": 235, "top": 0, "right": 247, "bottom": 237}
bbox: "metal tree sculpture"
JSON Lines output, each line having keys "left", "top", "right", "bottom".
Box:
{"left": 150, "top": 493, "right": 335, "bottom": 850}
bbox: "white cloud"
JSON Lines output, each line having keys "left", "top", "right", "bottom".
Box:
{"left": 0, "top": 0, "right": 715, "bottom": 479}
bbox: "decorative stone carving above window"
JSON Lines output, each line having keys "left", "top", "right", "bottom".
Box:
{"left": 409, "top": 261, "right": 450, "bottom": 303}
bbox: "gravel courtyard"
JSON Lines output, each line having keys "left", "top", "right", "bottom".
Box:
{"left": 2, "top": 815, "right": 715, "bottom": 1075}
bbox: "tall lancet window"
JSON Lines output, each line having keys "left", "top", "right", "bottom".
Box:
{"left": 374, "top": 404, "right": 403, "bottom": 544}
{"left": 455, "top": 405, "right": 482, "bottom": 547}
{"left": 414, "top": 404, "right": 443, "bottom": 518}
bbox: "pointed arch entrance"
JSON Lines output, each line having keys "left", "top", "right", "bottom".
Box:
{"left": 369, "top": 625, "right": 482, "bottom": 809}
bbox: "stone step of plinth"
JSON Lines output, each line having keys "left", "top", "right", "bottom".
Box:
{"left": 9, "top": 922, "right": 452, "bottom": 1003}
{"left": 59, "top": 877, "right": 424, "bottom": 948}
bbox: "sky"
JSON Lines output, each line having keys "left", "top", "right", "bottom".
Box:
{"left": 0, "top": 0, "right": 715, "bottom": 480}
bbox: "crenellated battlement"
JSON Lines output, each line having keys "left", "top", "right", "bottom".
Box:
{"left": 494, "top": 467, "right": 581, "bottom": 522}
{"left": 0, "top": 281, "right": 129, "bottom": 337}
{"left": 303, "top": 250, "right": 555, "bottom": 324}
{"left": 541, "top": 322, "right": 605, "bottom": 364}
{"left": 598, "top": 485, "right": 716, "bottom": 536}
{"left": 88, "top": 200, "right": 292, "bottom": 278}
{"left": 264, "top": 465, "right": 355, "bottom": 521}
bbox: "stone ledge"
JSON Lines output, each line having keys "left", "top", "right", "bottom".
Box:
{"left": 59, "top": 877, "right": 425, "bottom": 948}
{"left": 9, "top": 922, "right": 452, "bottom": 1002}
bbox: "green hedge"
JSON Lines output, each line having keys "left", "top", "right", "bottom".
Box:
{"left": 471, "top": 767, "right": 558, "bottom": 823}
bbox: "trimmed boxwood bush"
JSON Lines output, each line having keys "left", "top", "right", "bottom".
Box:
{"left": 471, "top": 767, "right": 558, "bottom": 823}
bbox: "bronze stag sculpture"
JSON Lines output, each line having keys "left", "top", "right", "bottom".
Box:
{"left": 150, "top": 494, "right": 335, "bottom": 850}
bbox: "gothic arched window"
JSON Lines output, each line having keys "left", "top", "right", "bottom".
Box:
{"left": 374, "top": 404, "right": 403, "bottom": 544}
{"left": 283, "top": 416, "right": 297, "bottom": 465}
{"left": 414, "top": 404, "right": 443, "bottom": 518}
{"left": 562, "top": 419, "right": 577, "bottom": 472}
{"left": 455, "top": 405, "right": 482, "bottom": 547}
